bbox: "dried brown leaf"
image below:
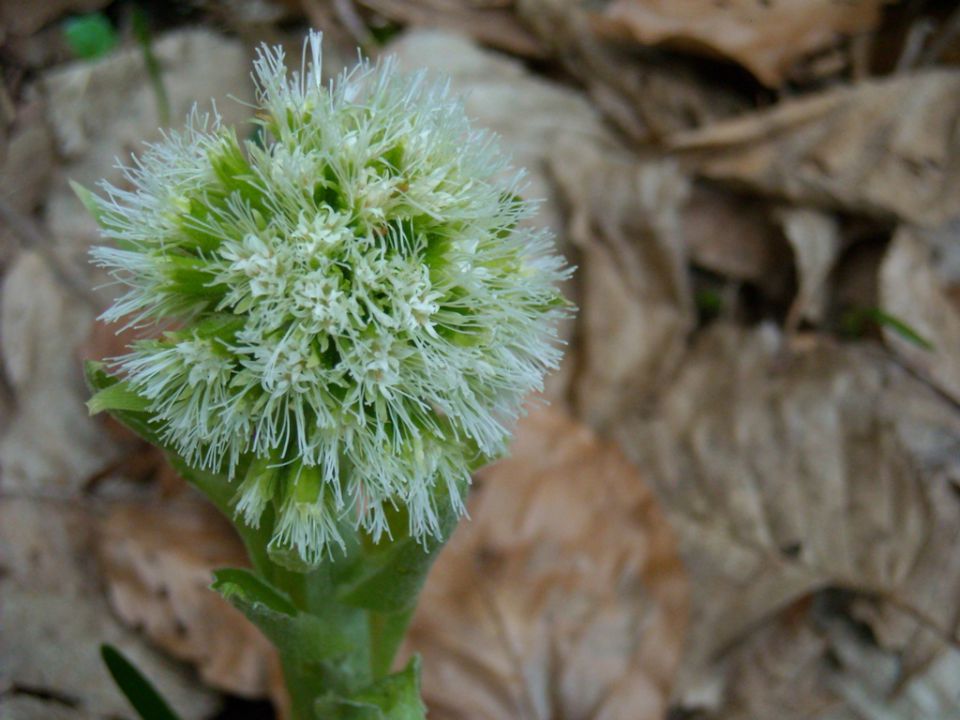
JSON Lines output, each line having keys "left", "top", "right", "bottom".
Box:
{"left": 0, "top": 99, "right": 56, "bottom": 279}
{"left": 97, "top": 494, "right": 284, "bottom": 703}
{"left": 0, "top": 251, "right": 117, "bottom": 495}
{"left": 550, "top": 152, "right": 694, "bottom": 430}
{"left": 0, "top": 99, "right": 54, "bottom": 217}
{"left": 614, "top": 324, "right": 960, "bottom": 715}
{"left": 710, "top": 599, "right": 839, "bottom": 719}
{"left": 0, "top": 696, "right": 97, "bottom": 720}
{"left": 0, "top": 0, "right": 109, "bottom": 38}
{"left": 594, "top": 0, "right": 886, "bottom": 86}
{"left": 779, "top": 208, "right": 842, "bottom": 329}
{"left": 704, "top": 593, "right": 960, "bottom": 719}
{"left": 671, "top": 70, "right": 960, "bottom": 228}
{"left": 357, "top": 0, "right": 545, "bottom": 57}
{"left": 0, "top": 498, "right": 220, "bottom": 719}
{"left": 518, "top": 0, "right": 751, "bottom": 142}
{"left": 681, "top": 185, "right": 784, "bottom": 285}
{"left": 405, "top": 407, "right": 689, "bottom": 720}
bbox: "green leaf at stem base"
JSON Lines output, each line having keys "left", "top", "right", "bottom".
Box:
{"left": 314, "top": 657, "right": 427, "bottom": 720}
{"left": 212, "top": 567, "right": 371, "bottom": 681}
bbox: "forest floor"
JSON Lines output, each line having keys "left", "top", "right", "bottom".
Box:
{"left": 3, "top": 1, "right": 960, "bottom": 718}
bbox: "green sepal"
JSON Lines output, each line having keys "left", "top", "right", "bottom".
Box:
{"left": 70, "top": 180, "right": 107, "bottom": 224}
{"left": 71, "top": 180, "right": 142, "bottom": 250}
{"left": 314, "top": 657, "right": 426, "bottom": 720}
{"left": 189, "top": 313, "right": 247, "bottom": 342}
{"left": 84, "top": 361, "right": 166, "bottom": 449}
{"left": 84, "top": 363, "right": 243, "bottom": 483}
{"left": 87, "top": 377, "right": 151, "bottom": 415}
{"left": 161, "top": 255, "right": 225, "bottom": 299}
{"left": 178, "top": 211, "right": 226, "bottom": 253}
{"left": 208, "top": 129, "right": 267, "bottom": 211}
{"left": 100, "top": 644, "right": 182, "bottom": 720}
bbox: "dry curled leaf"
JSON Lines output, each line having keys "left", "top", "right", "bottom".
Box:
{"left": 694, "top": 588, "right": 960, "bottom": 720}
{"left": 592, "top": 0, "right": 886, "bottom": 87}
{"left": 0, "top": 99, "right": 54, "bottom": 218}
{"left": 97, "top": 494, "right": 283, "bottom": 703}
{"left": 405, "top": 407, "right": 689, "bottom": 720}
{"left": 0, "top": 695, "right": 97, "bottom": 720}
{"left": 704, "top": 591, "right": 960, "bottom": 720}
{"left": 552, "top": 153, "right": 694, "bottom": 430}
{"left": 357, "top": 0, "right": 544, "bottom": 57}
{"left": 779, "top": 207, "right": 842, "bottom": 329}
{"left": 0, "top": 0, "right": 109, "bottom": 38}
{"left": 616, "top": 324, "right": 960, "bottom": 716}
{"left": 880, "top": 226, "right": 960, "bottom": 405}
{"left": 708, "top": 597, "right": 839, "bottom": 719}
{"left": 0, "top": 251, "right": 116, "bottom": 495}
{"left": 0, "top": 498, "right": 220, "bottom": 719}
{"left": 671, "top": 70, "right": 960, "bottom": 228}
{"left": 518, "top": 0, "right": 751, "bottom": 143}
{"left": 681, "top": 184, "right": 785, "bottom": 286}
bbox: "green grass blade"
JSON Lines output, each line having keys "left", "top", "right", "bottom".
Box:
{"left": 100, "top": 645, "right": 182, "bottom": 720}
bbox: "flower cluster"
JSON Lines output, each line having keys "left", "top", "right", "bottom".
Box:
{"left": 86, "top": 32, "right": 571, "bottom": 565}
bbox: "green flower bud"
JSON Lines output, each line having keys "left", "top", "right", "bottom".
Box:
{"left": 83, "top": 31, "right": 572, "bottom": 564}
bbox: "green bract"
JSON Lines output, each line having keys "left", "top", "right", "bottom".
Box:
{"left": 83, "top": 32, "right": 571, "bottom": 566}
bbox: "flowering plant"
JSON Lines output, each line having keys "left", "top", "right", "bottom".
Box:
{"left": 81, "top": 31, "right": 570, "bottom": 719}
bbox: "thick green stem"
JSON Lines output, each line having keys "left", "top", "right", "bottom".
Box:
{"left": 368, "top": 608, "right": 415, "bottom": 679}
{"left": 282, "top": 656, "right": 322, "bottom": 720}
{"left": 183, "top": 460, "right": 459, "bottom": 719}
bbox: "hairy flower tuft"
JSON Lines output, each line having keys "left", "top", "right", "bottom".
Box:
{"left": 85, "top": 32, "right": 571, "bottom": 565}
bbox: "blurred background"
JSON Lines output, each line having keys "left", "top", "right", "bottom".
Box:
{"left": 2, "top": 0, "right": 960, "bottom": 718}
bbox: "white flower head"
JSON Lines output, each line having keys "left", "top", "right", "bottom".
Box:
{"left": 85, "top": 31, "right": 572, "bottom": 567}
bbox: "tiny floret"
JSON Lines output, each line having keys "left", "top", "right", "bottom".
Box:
{"left": 85, "top": 32, "right": 571, "bottom": 565}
